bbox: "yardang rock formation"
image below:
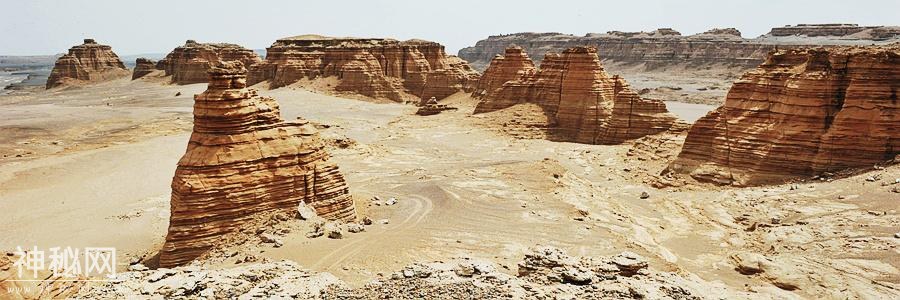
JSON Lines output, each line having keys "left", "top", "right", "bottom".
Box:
{"left": 46, "top": 39, "right": 129, "bottom": 89}
{"left": 475, "top": 46, "right": 677, "bottom": 144}
{"left": 667, "top": 44, "right": 900, "bottom": 185}
{"left": 160, "top": 61, "right": 357, "bottom": 267}
{"left": 247, "top": 35, "right": 479, "bottom": 101}
{"left": 158, "top": 40, "right": 262, "bottom": 84}
{"left": 131, "top": 57, "right": 156, "bottom": 80}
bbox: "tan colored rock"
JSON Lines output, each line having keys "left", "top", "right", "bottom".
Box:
{"left": 131, "top": 57, "right": 156, "bottom": 80}
{"left": 160, "top": 40, "right": 262, "bottom": 84}
{"left": 471, "top": 46, "right": 536, "bottom": 98}
{"left": 46, "top": 39, "right": 129, "bottom": 89}
{"left": 474, "top": 46, "right": 677, "bottom": 144}
{"left": 667, "top": 45, "right": 900, "bottom": 185}
{"left": 247, "top": 35, "right": 478, "bottom": 101}
{"left": 159, "top": 61, "right": 356, "bottom": 267}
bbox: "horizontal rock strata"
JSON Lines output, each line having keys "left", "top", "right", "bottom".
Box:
{"left": 458, "top": 25, "right": 900, "bottom": 71}
{"left": 666, "top": 45, "right": 900, "bottom": 185}
{"left": 131, "top": 57, "right": 156, "bottom": 79}
{"left": 471, "top": 46, "right": 536, "bottom": 98}
{"left": 158, "top": 40, "right": 262, "bottom": 84}
{"left": 160, "top": 62, "right": 356, "bottom": 267}
{"left": 475, "top": 46, "right": 677, "bottom": 144}
{"left": 247, "top": 35, "right": 478, "bottom": 101}
{"left": 46, "top": 39, "right": 129, "bottom": 88}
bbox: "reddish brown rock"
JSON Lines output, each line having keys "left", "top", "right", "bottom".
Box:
{"left": 474, "top": 46, "right": 677, "bottom": 144}
{"left": 160, "top": 40, "right": 262, "bottom": 84}
{"left": 160, "top": 62, "right": 357, "bottom": 267}
{"left": 667, "top": 45, "right": 900, "bottom": 185}
{"left": 471, "top": 46, "right": 536, "bottom": 98}
{"left": 46, "top": 39, "right": 129, "bottom": 88}
{"left": 248, "top": 35, "right": 478, "bottom": 101}
{"left": 131, "top": 57, "right": 156, "bottom": 80}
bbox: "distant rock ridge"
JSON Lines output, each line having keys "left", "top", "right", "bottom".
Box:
{"left": 158, "top": 40, "right": 262, "bottom": 84}
{"left": 666, "top": 44, "right": 900, "bottom": 185}
{"left": 247, "top": 35, "right": 479, "bottom": 101}
{"left": 160, "top": 61, "right": 357, "bottom": 267}
{"left": 475, "top": 46, "right": 677, "bottom": 145}
{"left": 45, "top": 39, "right": 129, "bottom": 88}
{"left": 458, "top": 25, "right": 900, "bottom": 71}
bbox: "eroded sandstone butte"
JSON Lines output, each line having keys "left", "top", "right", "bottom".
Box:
{"left": 158, "top": 40, "right": 262, "bottom": 84}
{"left": 475, "top": 46, "right": 677, "bottom": 144}
{"left": 471, "top": 46, "right": 536, "bottom": 98}
{"left": 131, "top": 57, "right": 156, "bottom": 80}
{"left": 160, "top": 62, "right": 357, "bottom": 267}
{"left": 666, "top": 45, "right": 900, "bottom": 185}
{"left": 458, "top": 25, "right": 900, "bottom": 71}
{"left": 247, "top": 35, "right": 479, "bottom": 101}
{"left": 46, "top": 39, "right": 129, "bottom": 88}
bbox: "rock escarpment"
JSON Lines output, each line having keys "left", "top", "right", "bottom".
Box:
{"left": 160, "top": 62, "right": 357, "bottom": 267}
{"left": 131, "top": 58, "right": 156, "bottom": 80}
{"left": 247, "top": 35, "right": 479, "bottom": 101}
{"left": 475, "top": 46, "right": 677, "bottom": 144}
{"left": 46, "top": 39, "right": 129, "bottom": 88}
{"left": 158, "top": 40, "right": 262, "bottom": 84}
{"left": 471, "top": 46, "right": 536, "bottom": 97}
{"left": 458, "top": 25, "right": 900, "bottom": 71}
{"left": 667, "top": 45, "right": 900, "bottom": 185}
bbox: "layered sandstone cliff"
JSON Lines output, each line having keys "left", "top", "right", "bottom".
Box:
{"left": 131, "top": 57, "right": 156, "bottom": 80}
{"left": 158, "top": 40, "right": 262, "bottom": 84}
{"left": 475, "top": 46, "right": 677, "bottom": 144}
{"left": 458, "top": 25, "right": 900, "bottom": 72}
{"left": 666, "top": 45, "right": 900, "bottom": 185}
{"left": 247, "top": 35, "right": 478, "bottom": 101}
{"left": 46, "top": 39, "right": 129, "bottom": 88}
{"left": 160, "top": 62, "right": 357, "bottom": 267}
{"left": 471, "top": 46, "right": 536, "bottom": 97}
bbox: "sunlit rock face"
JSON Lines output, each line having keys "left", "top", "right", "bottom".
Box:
{"left": 46, "top": 39, "right": 129, "bottom": 88}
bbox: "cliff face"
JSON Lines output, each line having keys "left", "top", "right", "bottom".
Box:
{"left": 475, "top": 46, "right": 677, "bottom": 144}
{"left": 247, "top": 35, "right": 478, "bottom": 101}
{"left": 666, "top": 45, "right": 900, "bottom": 185}
{"left": 160, "top": 62, "right": 357, "bottom": 267}
{"left": 471, "top": 46, "right": 536, "bottom": 98}
{"left": 46, "top": 39, "right": 129, "bottom": 88}
{"left": 458, "top": 25, "right": 900, "bottom": 72}
{"left": 158, "top": 40, "right": 262, "bottom": 84}
{"left": 131, "top": 58, "right": 156, "bottom": 80}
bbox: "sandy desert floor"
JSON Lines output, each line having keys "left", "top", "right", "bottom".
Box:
{"left": 0, "top": 77, "right": 898, "bottom": 298}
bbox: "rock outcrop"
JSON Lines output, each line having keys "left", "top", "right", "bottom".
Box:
{"left": 158, "top": 40, "right": 262, "bottom": 84}
{"left": 46, "top": 39, "right": 129, "bottom": 88}
{"left": 160, "top": 61, "right": 356, "bottom": 267}
{"left": 458, "top": 25, "right": 900, "bottom": 72}
{"left": 475, "top": 46, "right": 677, "bottom": 144}
{"left": 131, "top": 57, "right": 156, "bottom": 80}
{"left": 247, "top": 35, "right": 478, "bottom": 101}
{"left": 471, "top": 46, "right": 536, "bottom": 98}
{"left": 666, "top": 45, "right": 900, "bottom": 185}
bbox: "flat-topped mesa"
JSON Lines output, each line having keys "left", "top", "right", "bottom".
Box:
{"left": 247, "top": 35, "right": 479, "bottom": 101}
{"left": 158, "top": 40, "right": 262, "bottom": 84}
{"left": 475, "top": 46, "right": 677, "bottom": 144}
{"left": 131, "top": 58, "right": 156, "bottom": 80}
{"left": 46, "top": 39, "right": 129, "bottom": 88}
{"left": 666, "top": 45, "right": 900, "bottom": 186}
{"left": 159, "top": 61, "right": 357, "bottom": 267}
{"left": 768, "top": 24, "right": 877, "bottom": 37}
{"left": 471, "top": 46, "right": 536, "bottom": 98}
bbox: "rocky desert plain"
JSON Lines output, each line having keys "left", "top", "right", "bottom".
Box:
{"left": 0, "top": 20, "right": 899, "bottom": 300}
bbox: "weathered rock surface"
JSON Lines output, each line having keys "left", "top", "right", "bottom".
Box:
{"left": 159, "top": 61, "right": 356, "bottom": 267}
{"left": 471, "top": 45, "right": 536, "bottom": 98}
{"left": 159, "top": 40, "right": 262, "bottom": 84}
{"left": 46, "top": 39, "right": 129, "bottom": 88}
{"left": 247, "top": 35, "right": 478, "bottom": 101}
{"left": 667, "top": 44, "right": 900, "bottom": 185}
{"left": 458, "top": 25, "right": 900, "bottom": 71}
{"left": 475, "top": 46, "right": 677, "bottom": 144}
{"left": 131, "top": 57, "right": 156, "bottom": 80}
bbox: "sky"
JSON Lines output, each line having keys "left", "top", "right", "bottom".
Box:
{"left": 2, "top": 0, "right": 898, "bottom": 56}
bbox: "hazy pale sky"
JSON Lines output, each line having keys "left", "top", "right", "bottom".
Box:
{"left": 2, "top": 0, "right": 898, "bottom": 56}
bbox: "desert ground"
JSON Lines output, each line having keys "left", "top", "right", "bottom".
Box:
{"left": 0, "top": 72, "right": 897, "bottom": 299}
